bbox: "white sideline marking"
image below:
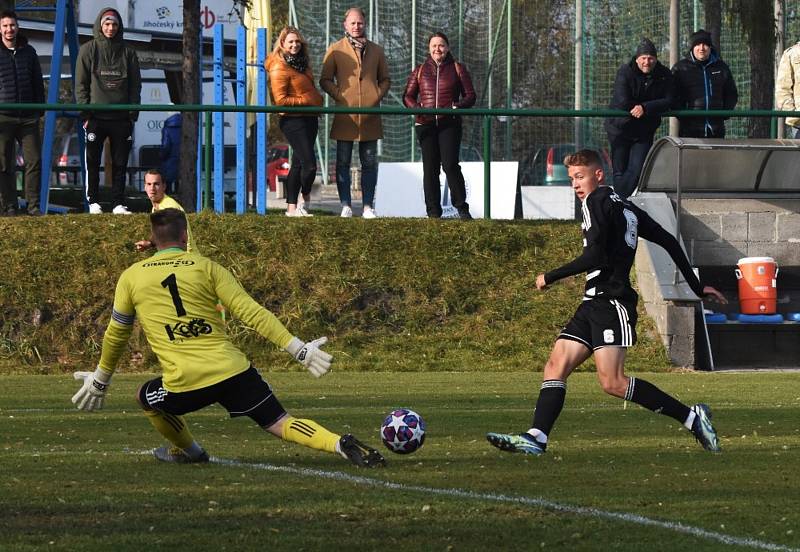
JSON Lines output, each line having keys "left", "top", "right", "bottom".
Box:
{"left": 172, "top": 453, "right": 794, "bottom": 551}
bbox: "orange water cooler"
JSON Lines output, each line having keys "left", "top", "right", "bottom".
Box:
{"left": 735, "top": 257, "right": 778, "bottom": 314}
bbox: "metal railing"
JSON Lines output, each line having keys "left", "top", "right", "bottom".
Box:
{"left": 2, "top": 102, "right": 798, "bottom": 216}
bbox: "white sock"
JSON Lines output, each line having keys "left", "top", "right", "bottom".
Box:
{"left": 683, "top": 409, "right": 697, "bottom": 430}
{"left": 526, "top": 428, "right": 547, "bottom": 444}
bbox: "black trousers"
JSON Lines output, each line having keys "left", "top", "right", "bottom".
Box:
{"left": 84, "top": 118, "right": 133, "bottom": 205}
{"left": 0, "top": 115, "right": 41, "bottom": 214}
{"left": 279, "top": 116, "right": 318, "bottom": 205}
{"left": 415, "top": 118, "right": 469, "bottom": 218}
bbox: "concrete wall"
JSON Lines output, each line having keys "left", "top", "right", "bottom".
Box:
{"left": 679, "top": 199, "right": 800, "bottom": 266}
{"left": 635, "top": 197, "right": 800, "bottom": 368}
{"left": 635, "top": 239, "right": 698, "bottom": 368}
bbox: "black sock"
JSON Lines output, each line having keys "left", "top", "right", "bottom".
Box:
{"left": 626, "top": 377, "right": 690, "bottom": 424}
{"left": 531, "top": 380, "right": 567, "bottom": 441}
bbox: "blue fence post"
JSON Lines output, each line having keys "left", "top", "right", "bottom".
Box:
{"left": 236, "top": 26, "right": 247, "bottom": 214}
{"left": 213, "top": 24, "right": 225, "bottom": 213}
{"left": 40, "top": 0, "right": 70, "bottom": 213}
{"left": 256, "top": 27, "right": 268, "bottom": 215}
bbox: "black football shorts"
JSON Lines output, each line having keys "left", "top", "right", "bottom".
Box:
{"left": 558, "top": 297, "right": 638, "bottom": 350}
{"left": 138, "top": 365, "right": 287, "bottom": 427}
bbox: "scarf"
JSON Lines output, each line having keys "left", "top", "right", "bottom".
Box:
{"left": 345, "top": 31, "right": 367, "bottom": 58}
{"left": 284, "top": 52, "right": 308, "bottom": 74}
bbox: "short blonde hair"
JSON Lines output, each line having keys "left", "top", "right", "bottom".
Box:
{"left": 563, "top": 149, "right": 603, "bottom": 169}
{"left": 344, "top": 6, "right": 365, "bottom": 20}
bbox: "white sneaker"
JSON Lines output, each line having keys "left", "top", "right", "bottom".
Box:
{"left": 340, "top": 205, "right": 353, "bottom": 218}
{"left": 88, "top": 203, "right": 102, "bottom": 214}
{"left": 112, "top": 204, "right": 132, "bottom": 215}
{"left": 296, "top": 206, "right": 313, "bottom": 217}
{"left": 362, "top": 206, "right": 377, "bottom": 219}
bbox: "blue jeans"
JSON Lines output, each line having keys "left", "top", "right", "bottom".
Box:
{"left": 336, "top": 140, "right": 377, "bottom": 208}
{"left": 608, "top": 135, "right": 652, "bottom": 200}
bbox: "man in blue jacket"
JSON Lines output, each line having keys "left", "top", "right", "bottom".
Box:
{"left": 604, "top": 38, "right": 674, "bottom": 199}
{"left": 672, "top": 29, "right": 738, "bottom": 138}
{"left": 159, "top": 112, "right": 181, "bottom": 192}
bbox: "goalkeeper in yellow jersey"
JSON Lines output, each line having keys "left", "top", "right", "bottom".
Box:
{"left": 71, "top": 208, "right": 385, "bottom": 468}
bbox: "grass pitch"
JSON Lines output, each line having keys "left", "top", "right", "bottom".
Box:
{"left": 2, "top": 371, "right": 799, "bottom": 551}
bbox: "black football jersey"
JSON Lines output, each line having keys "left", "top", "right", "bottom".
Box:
{"left": 544, "top": 186, "right": 704, "bottom": 301}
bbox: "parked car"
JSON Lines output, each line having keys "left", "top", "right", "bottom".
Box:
{"left": 518, "top": 143, "right": 612, "bottom": 187}
{"left": 54, "top": 134, "right": 82, "bottom": 185}
{"left": 267, "top": 144, "right": 289, "bottom": 192}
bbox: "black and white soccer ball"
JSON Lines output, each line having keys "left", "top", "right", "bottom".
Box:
{"left": 380, "top": 408, "right": 426, "bottom": 454}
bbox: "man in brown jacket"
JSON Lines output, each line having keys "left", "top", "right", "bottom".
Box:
{"left": 320, "top": 7, "right": 390, "bottom": 218}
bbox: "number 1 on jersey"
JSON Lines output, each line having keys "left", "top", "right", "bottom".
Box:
{"left": 161, "top": 273, "right": 187, "bottom": 317}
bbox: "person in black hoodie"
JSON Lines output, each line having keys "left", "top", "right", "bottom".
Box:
{"left": 672, "top": 29, "right": 738, "bottom": 139}
{"left": 76, "top": 7, "right": 141, "bottom": 215}
{"left": 604, "top": 38, "right": 674, "bottom": 199}
{"left": 0, "top": 10, "right": 45, "bottom": 216}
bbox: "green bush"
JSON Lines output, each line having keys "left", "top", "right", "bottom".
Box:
{"left": 0, "top": 213, "right": 669, "bottom": 373}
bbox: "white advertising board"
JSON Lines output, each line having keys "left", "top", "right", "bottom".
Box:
{"left": 133, "top": 70, "right": 237, "bottom": 166}
{"left": 375, "top": 162, "right": 518, "bottom": 219}
{"left": 79, "top": 0, "right": 243, "bottom": 37}
{"left": 520, "top": 186, "right": 576, "bottom": 220}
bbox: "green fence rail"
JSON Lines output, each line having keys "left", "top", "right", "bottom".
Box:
{"left": 4, "top": 102, "right": 796, "bottom": 217}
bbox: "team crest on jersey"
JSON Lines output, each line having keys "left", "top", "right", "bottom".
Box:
{"left": 603, "top": 329, "right": 615, "bottom": 343}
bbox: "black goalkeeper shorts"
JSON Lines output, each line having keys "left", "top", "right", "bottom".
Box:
{"left": 138, "top": 366, "right": 287, "bottom": 427}
{"left": 558, "top": 297, "right": 638, "bottom": 350}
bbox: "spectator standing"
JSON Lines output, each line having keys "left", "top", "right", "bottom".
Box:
{"left": 776, "top": 40, "right": 800, "bottom": 139}
{"left": 135, "top": 169, "right": 195, "bottom": 253}
{"left": 403, "top": 32, "right": 476, "bottom": 219}
{"left": 672, "top": 29, "right": 738, "bottom": 138}
{"left": 604, "top": 38, "right": 674, "bottom": 200}
{"left": 72, "top": 208, "right": 385, "bottom": 468}
{"left": 267, "top": 26, "right": 323, "bottom": 217}
{"left": 320, "top": 7, "right": 390, "bottom": 219}
{"left": 486, "top": 150, "right": 727, "bottom": 458}
{"left": 159, "top": 112, "right": 181, "bottom": 192}
{"left": 76, "top": 7, "right": 141, "bottom": 214}
{"left": 0, "top": 10, "right": 44, "bottom": 216}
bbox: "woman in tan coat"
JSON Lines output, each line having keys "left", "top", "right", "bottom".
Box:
{"left": 266, "top": 26, "right": 323, "bottom": 217}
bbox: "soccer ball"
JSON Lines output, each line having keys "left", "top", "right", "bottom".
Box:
{"left": 380, "top": 408, "right": 426, "bottom": 454}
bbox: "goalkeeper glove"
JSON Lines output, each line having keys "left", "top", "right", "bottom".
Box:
{"left": 71, "top": 367, "right": 112, "bottom": 411}
{"left": 286, "top": 336, "right": 333, "bottom": 378}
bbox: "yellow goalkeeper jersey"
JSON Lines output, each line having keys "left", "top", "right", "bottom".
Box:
{"left": 98, "top": 247, "right": 293, "bottom": 392}
{"left": 153, "top": 194, "right": 196, "bottom": 253}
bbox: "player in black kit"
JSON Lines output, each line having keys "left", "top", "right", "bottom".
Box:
{"left": 487, "top": 149, "right": 727, "bottom": 455}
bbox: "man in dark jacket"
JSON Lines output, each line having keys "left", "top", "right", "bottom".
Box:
{"left": 672, "top": 29, "right": 738, "bottom": 139}
{"left": 0, "top": 10, "right": 44, "bottom": 216}
{"left": 76, "top": 7, "right": 141, "bottom": 215}
{"left": 604, "top": 38, "right": 674, "bottom": 199}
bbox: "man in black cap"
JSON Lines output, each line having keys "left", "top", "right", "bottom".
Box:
{"left": 604, "top": 38, "right": 675, "bottom": 199}
{"left": 671, "top": 29, "right": 738, "bottom": 138}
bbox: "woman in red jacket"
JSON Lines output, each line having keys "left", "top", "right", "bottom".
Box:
{"left": 266, "top": 27, "right": 323, "bottom": 217}
{"left": 403, "top": 32, "right": 476, "bottom": 219}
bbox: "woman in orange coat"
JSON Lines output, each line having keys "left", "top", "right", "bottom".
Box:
{"left": 266, "top": 27, "right": 323, "bottom": 216}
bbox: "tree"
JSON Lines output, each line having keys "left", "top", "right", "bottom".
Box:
{"left": 731, "top": 1, "right": 775, "bottom": 138}
{"left": 179, "top": 0, "right": 200, "bottom": 212}
{"left": 703, "top": 0, "right": 722, "bottom": 51}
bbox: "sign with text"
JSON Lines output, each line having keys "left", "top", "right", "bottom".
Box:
{"left": 375, "top": 162, "right": 518, "bottom": 219}
{"left": 79, "top": 0, "right": 243, "bottom": 36}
